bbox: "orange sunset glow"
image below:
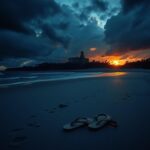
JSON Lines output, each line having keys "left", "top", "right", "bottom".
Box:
{"left": 89, "top": 55, "right": 142, "bottom": 66}
{"left": 90, "top": 48, "right": 97, "bottom": 52}
{"left": 88, "top": 47, "right": 144, "bottom": 66}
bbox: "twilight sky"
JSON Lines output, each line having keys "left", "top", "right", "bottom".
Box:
{"left": 0, "top": 0, "right": 150, "bottom": 68}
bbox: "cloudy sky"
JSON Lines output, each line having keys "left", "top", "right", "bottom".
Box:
{"left": 0, "top": 0, "right": 150, "bottom": 68}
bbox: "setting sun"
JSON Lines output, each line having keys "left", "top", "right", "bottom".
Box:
{"left": 109, "top": 60, "right": 125, "bottom": 66}
{"left": 112, "top": 60, "right": 120, "bottom": 66}
{"left": 89, "top": 55, "right": 131, "bottom": 66}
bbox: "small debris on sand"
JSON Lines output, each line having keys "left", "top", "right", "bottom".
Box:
{"left": 58, "top": 104, "right": 68, "bottom": 108}
{"left": 8, "top": 136, "right": 27, "bottom": 148}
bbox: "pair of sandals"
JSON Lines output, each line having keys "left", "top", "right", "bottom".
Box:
{"left": 63, "top": 114, "right": 117, "bottom": 131}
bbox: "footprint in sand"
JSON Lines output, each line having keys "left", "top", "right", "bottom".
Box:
{"left": 11, "top": 128, "right": 24, "bottom": 133}
{"left": 48, "top": 110, "right": 55, "bottom": 114}
{"left": 53, "top": 107, "right": 57, "bottom": 110}
{"left": 122, "top": 93, "right": 131, "bottom": 101}
{"left": 27, "top": 121, "right": 40, "bottom": 128}
{"left": 30, "top": 115, "right": 37, "bottom": 118}
{"left": 8, "top": 135, "right": 28, "bottom": 148}
{"left": 9, "top": 116, "right": 39, "bottom": 148}
{"left": 44, "top": 103, "right": 68, "bottom": 115}
{"left": 44, "top": 108, "right": 56, "bottom": 114}
{"left": 82, "top": 96, "right": 90, "bottom": 101}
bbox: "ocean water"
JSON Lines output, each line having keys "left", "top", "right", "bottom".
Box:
{"left": 0, "top": 71, "right": 104, "bottom": 88}
{"left": 0, "top": 70, "right": 130, "bottom": 88}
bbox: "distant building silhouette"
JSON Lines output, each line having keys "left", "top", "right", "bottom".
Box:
{"left": 68, "top": 51, "right": 89, "bottom": 64}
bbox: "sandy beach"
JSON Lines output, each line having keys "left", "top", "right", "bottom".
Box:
{"left": 0, "top": 70, "right": 150, "bottom": 150}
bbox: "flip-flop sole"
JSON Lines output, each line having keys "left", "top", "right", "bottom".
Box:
{"left": 88, "top": 114, "right": 112, "bottom": 130}
{"left": 63, "top": 118, "right": 93, "bottom": 131}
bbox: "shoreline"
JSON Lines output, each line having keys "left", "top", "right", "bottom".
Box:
{"left": 1, "top": 68, "right": 150, "bottom": 89}
{"left": 0, "top": 71, "right": 128, "bottom": 88}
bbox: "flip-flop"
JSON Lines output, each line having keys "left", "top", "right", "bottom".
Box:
{"left": 88, "top": 114, "right": 112, "bottom": 130}
{"left": 63, "top": 117, "right": 93, "bottom": 131}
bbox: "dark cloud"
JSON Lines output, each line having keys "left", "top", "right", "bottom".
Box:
{"left": 76, "top": 0, "right": 110, "bottom": 28}
{"left": 72, "top": 2, "right": 79, "bottom": 9}
{"left": 78, "top": 12, "right": 88, "bottom": 22}
{"left": 105, "top": 0, "right": 150, "bottom": 55}
{"left": 42, "top": 24, "right": 71, "bottom": 49}
{"left": 68, "top": 22, "right": 105, "bottom": 56}
{"left": 83, "top": 0, "right": 109, "bottom": 15}
{"left": 0, "top": 30, "right": 51, "bottom": 59}
{"left": 122, "top": 0, "right": 149, "bottom": 13}
{"left": 0, "top": 0, "right": 118, "bottom": 66}
{"left": 0, "top": 0, "right": 65, "bottom": 61}
{"left": 0, "top": 0, "right": 61, "bottom": 33}
{"left": 57, "top": 22, "right": 69, "bottom": 31}
{"left": 92, "top": 0, "right": 108, "bottom": 12}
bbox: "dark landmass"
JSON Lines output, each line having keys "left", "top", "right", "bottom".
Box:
{"left": 123, "top": 58, "right": 150, "bottom": 69}
{"left": 6, "top": 61, "right": 109, "bottom": 71}
{"left": 6, "top": 58, "right": 150, "bottom": 71}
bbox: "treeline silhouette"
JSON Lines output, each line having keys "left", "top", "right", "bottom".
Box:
{"left": 123, "top": 58, "right": 150, "bottom": 69}
{"left": 6, "top": 58, "right": 150, "bottom": 71}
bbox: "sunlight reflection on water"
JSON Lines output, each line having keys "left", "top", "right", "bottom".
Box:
{"left": 97, "top": 72, "right": 127, "bottom": 77}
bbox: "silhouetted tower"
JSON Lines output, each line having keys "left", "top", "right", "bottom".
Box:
{"left": 80, "top": 51, "right": 85, "bottom": 59}
{"left": 68, "top": 51, "right": 89, "bottom": 64}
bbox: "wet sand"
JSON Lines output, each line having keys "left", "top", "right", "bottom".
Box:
{"left": 0, "top": 71, "right": 150, "bottom": 150}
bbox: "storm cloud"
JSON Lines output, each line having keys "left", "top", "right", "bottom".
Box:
{"left": 105, "top": 0, "right": 150, "bottom": 55}
{"left": 0, "top": 0, "right": 64, "bottom": 62}
{"left": 0, "top": 0, "right": 120, "bottom": 67}
{"left": 92, "top": 0, "right": 108, "bottom": 12}
{"left": 0, "top": 30, "right": 51, "bottom": 59}
{"left": 0, "top": 0, "right": 61, "bottom": 33}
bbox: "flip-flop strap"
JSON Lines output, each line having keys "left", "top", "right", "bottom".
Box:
{"left": 71, "top": 117, "right": 88, "bottom": 126}
{"left": 95, "top": 114, "right": 107, "bottom": 121}
{"left": 96, "top": 118, "right": 112, "bottom": 126}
